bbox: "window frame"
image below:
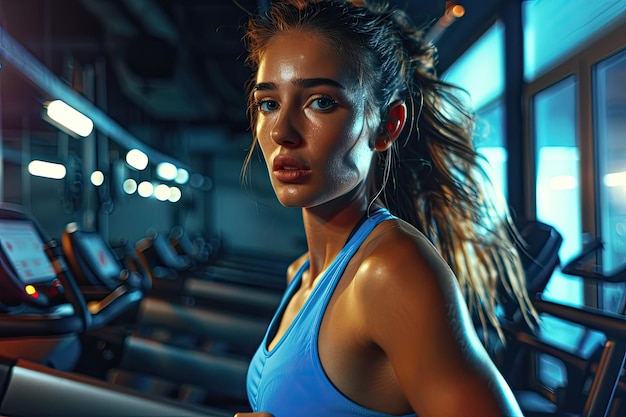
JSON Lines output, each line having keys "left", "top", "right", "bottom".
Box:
{"left": 524, "top": 25, "right": 626, "bottom": 308}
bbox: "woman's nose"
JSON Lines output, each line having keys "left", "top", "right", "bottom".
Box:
{"left": 270, "top": 109, "right": 302, "bottom": 147}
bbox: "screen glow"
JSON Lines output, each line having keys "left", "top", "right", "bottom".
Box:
{"left": 0, "top": 220, "right": 57, "bottom": 284}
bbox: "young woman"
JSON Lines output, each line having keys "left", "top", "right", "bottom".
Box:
{"left": 236, "top": 1, "right": 533, "bottom": 416}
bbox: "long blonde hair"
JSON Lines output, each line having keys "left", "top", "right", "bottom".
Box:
{"left": 243, "top": 0, "right": 537, "bottom": 341}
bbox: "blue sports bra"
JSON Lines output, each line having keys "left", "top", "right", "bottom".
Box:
{"left": 246, "top": 207, "right": 417, "bottom": 417}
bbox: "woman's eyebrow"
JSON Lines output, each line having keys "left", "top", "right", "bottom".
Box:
{"left": 254, "top": 82, "right": 275, "bottom": 91}
{"left": 295, "top": 77, "right": 345, "bottom": 89}
{"left": 254, "top": 77, "right": 345, "bottom": 91}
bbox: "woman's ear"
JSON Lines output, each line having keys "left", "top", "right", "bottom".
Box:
{"left": 374, "top": 100, "right": 407, "bottom": 152}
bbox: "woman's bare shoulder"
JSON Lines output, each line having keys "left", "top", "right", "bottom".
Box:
{"left": 353, "top": 218, "right": 467, "bottom": 329}
{"left": 352, "top": 219, "right": 523, "bottom": 417}
{"left": 359, "top": 219, "right": 454, "bottom": 287}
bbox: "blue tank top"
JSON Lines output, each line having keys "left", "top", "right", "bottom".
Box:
{"left": 246, "top": 208, "right": 417, "bottom": 417}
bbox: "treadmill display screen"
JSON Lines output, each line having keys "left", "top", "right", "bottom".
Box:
{"left": 0, "top": 220, "right": 57, "bottom": 284}
{"left": 80, "top": 232, "right": 121, "bottom": 281}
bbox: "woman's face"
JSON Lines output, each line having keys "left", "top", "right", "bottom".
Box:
{"left": 253, "top": 31, "right": 377, "bottom": 210}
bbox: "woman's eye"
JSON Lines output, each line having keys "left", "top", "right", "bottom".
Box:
{"left": 310, "top": 97, "right": 337, "bottom": 111}
{"left": 256, "top": 100, "right": 279, "bottom": 112}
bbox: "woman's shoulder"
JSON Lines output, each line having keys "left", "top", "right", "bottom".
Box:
{"left": 352, "top": 218, "right": 473, "bottom": 347}
{"left": 363, "top": 218, "right": 449, "bottom": 274}
{"left": 353, "top": 218, "right": 460, "bottom": 303}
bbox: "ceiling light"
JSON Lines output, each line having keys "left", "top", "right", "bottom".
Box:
{"left": 126, "top": 149, "right": 149, "bottom": 170}
{"left": 45, "top": 100, "right": 94, "bottom": 137}
{"left": 137, "top": 181, "right": 154, "bottom": 197}
{"left": 156, "top": 162, "right": 177, "bottom": 180}
{"left": 123, "top": 179, "right": 137, "bottom": 194}
{"left": 169, "top": 186, "right": 182, "bottom": 202}
{"left": 154, "top": 184, "right": 171, "bottom": 201}
{"left": 90, "top": 170, "right": 105, "bottom": 186}
{"left": 28, "top": 160, "right": 66, "bottom": 179}
{"left": 175, "top": 168, "right": 189, "bottom": 184}
{"left": 425, "top": 4, "right": 465, "bottom": 44}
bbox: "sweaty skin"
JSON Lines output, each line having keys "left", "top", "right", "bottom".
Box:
{"left": 241, "top": 31, "right": 523, "bottom": 417}
{"left": 254, "top": 32, "right": 375, "bottom": 213}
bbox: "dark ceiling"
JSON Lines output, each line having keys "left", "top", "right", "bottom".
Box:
{"left": 1, "top": 0, "right": 262, "bottom": 132}
{"left": 0, "top": 0, "right": 499, "bottom": 163}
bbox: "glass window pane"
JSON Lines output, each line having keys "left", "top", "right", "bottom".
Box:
{"left": 442, "top": 21, "right": 504, "bottom": 110}
{"left": 594, "top": 48, "right": 626, "bottom": 313}
{"left": 443, "top": 22, "right": 508, "bottom": 211}
{"left": 475, "top": 101, "right": 507, "bottom": 200}
{"left": 534, "top": 76, "right": 583, "bottom": 306}
{"left": 523, "top": 0, "right": 626, "bottom": 81}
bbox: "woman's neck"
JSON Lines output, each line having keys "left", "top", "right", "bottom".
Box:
{"left": 300, "top": 202, "right": 372, "bottom": 287}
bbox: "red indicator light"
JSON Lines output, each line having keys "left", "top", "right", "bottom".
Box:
{"left": 25, "top": 285, "right": 39, "bottom": 299}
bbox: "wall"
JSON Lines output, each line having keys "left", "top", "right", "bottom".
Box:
{"left": 210, "top": 149, "right": 306, "bottom": 261}
{"left": 107, "top": 192, "right": 178, "bottom": 245}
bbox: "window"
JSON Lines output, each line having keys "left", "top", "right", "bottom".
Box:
{"left": 443, "top": 22, "right": 508, "bottom": 202}
{"left": 533, "top": 76, "right": 583, "bottom": 306}
{"left": 523, "top": 0, "right": 626, "bottom": 81}
{"left": 594, "top": 48, "right": 626, "bottom": 312}
{"left": 475, "top": 101, "right": 507, "bottom": 200}
{"left": 443, "top": 21, "right": 505, "bottom": 111}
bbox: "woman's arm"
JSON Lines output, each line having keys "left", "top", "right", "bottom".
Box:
{"left": 360, "top": 226, "right": 523, "bottom": 417}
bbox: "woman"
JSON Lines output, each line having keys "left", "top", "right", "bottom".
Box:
{"left": 236, "top": 0, "right": 532, "bottom": 416}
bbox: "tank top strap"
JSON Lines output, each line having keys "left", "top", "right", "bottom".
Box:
{"left": 276, "top": 207, "right": 396, "bottom": 329}
{"left": 313, "top": 207, "right": 395, "bottom": 303}
{"left": 333, "top": 207, "right": 394, "bottom": 271}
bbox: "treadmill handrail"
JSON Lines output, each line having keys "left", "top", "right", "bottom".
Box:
{"left": 0, "top": 313, "right": 83, "bottom": 337}
{"left": 1, "top": 359, "right": 232, "bottom": 417}
{"left": 534, "top": 298, "right": 626, "bottom": 339}
{"left": 561, "top": 239, "right": 626, "bottom": 283}
{"left": 44, "top": 240, "right": 92, "bottom": 330}
{"left": 87, "top": 286, "right": 144, "bottom": 329}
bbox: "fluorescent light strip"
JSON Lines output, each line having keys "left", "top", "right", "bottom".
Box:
{"left": 28, "top": 160, "right": 66, "bottom": 179}
{"left": 46, "top": 100, "right": 94, "bottom": 137}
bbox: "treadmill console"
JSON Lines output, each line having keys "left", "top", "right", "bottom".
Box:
{"left": 0, "top": 219, "right": 64, "bottom": 308}
{"left": 62, "top": 225, "right": 125, "bottom": 291}
{"left": 81, "top": 233, "right": 120, "bottom": 281}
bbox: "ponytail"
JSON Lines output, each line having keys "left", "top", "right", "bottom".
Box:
{"left": 244, "top": 0, "right": 538, "bottom": 342}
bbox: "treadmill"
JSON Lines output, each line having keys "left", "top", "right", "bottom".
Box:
{"left": 61, "top": 222, "right": 265, "bottom": 408}
{"left": 0, "top": 202, "right": 232, "bottom": 416}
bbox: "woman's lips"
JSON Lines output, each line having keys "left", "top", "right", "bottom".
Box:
{"left": 272, "top": 155, "right": 312, "bottom": 183}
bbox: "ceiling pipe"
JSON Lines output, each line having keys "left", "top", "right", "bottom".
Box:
{"left": 425, "top": 4, "right": 466, "bottom": 44}
{"left": 0, "top": 25, "right": 189, "bottom": 171}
